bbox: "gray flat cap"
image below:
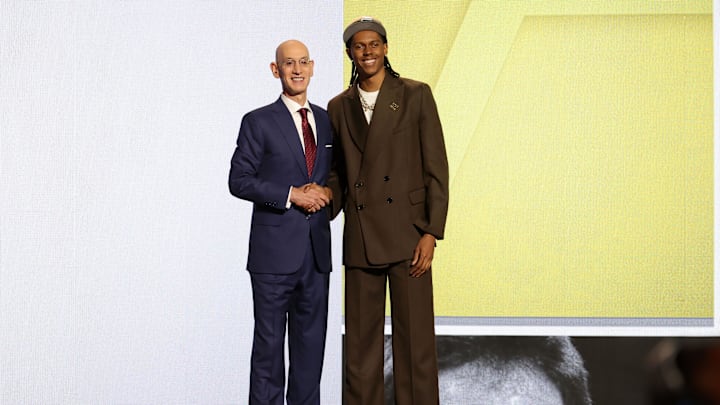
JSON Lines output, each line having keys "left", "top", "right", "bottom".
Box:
{"left": 343, "top": 16, "right": 387, "bottom": 44}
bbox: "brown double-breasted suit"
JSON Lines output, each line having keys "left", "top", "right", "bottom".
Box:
{"left": 328, "top": 74, "right": 448, "bottom": 266}
{"left": 328, "top": 74, "right": 449, "bottom": 405}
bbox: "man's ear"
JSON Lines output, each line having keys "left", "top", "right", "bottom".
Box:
{"left": 270, "top": 62, "right": 280, "bottom": 78}
{"left": 345, "top": 48, "right": 353, "bottom": 61}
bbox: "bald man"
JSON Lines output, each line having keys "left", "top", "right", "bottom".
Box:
{"left": 229, "top": 39, "right": 334, "bottom": 405}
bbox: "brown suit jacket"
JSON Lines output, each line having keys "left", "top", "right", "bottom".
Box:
{"left": 327, "top": 74, "right": 449, "bottom": 268}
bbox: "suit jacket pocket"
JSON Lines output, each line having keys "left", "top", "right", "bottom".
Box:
{"left": 408, "top": 187, "right": 426, "bottom": 205}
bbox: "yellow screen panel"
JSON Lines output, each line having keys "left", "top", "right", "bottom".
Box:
{"left": 344, "top": 1, "right": 714, "bottom": 327}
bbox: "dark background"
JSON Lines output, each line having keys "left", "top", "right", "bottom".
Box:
{"left": 574, "top": 337, "right": 662, "bottom": 405}
{"left": 572, "top": 337, "right": 719, "bottom": 405}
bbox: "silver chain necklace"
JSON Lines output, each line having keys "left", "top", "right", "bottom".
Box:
{"left": 358, "top": 92, "right": 375, "bottom": 112}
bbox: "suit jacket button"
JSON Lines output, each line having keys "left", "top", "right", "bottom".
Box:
{"left": 386, "top": 197, "right": 393, "bottom": 204}
{"left": 383, "top": 176, "right": 390, "bottom": 182}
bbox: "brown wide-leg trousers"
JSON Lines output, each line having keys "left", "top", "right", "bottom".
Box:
{"left": 344, "top": 261, "right": 439, "bottom": 405}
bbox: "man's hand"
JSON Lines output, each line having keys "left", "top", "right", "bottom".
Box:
{"left": 410, "top": 234, "right": 436, "bottom": 277}
{"left": 306, "top": 183, "right": 332, "bottom": 201}
{"left": 290, "top": 183, "right": 331, "bottom": 213}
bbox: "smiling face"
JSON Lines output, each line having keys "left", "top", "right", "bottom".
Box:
{"left": 346, "top": 30, "right": 388, "bottom": 82}
{"left": 271, "top": 40, "right": 314, "bottom": 104}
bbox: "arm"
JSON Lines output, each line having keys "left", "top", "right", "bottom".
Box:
{"left": 410, "top": 84, "right": 449, "bottom": 276}
{"left": 229, "top": 113, "right": 328, "bottom": 212}
{"left": 325, "top": 104, "right": 347, "bottom": 219}
{"left": 416, "top": 83, "right": 449, "bottom": 239}
{"left": 326, "top": 156, "right": 345, "bottom": 219}
{"left": 229, "top": 114, "right": 283, "bottom": 207}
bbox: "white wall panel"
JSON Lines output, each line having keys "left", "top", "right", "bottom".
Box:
{"left": 0, "top": 1, "right": 343, "bottom": 403}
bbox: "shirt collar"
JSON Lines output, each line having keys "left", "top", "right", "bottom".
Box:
{"left": 280, "top": 94, "right": 311, "bottom": 115}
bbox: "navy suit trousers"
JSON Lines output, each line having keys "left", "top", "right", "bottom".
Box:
{"left": 249, "top": 241, "right": 329, "bottom": 405}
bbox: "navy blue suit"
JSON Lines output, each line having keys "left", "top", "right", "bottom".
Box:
{"left": 229, "top": 97, "right": 333, "bottom": 405}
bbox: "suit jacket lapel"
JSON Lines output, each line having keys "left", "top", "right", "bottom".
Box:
{"left": 271, "top": 98, "right": 308, "bottom": 178}
{"left": 361, "top": 75, "right": 404, "bottom": 169}
{"left": 343, "top": 86, "right": 369, "bottom": 152}
{"left": 309, "top": 104, "right": 329, "bottom": 182}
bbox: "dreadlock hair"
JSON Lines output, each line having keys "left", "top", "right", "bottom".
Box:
{"left": 346, "top": 35, "right": 400, "bottom": 87}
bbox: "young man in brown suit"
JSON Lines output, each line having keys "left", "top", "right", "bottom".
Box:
{"left": 327, "top": 17, "right": 449, "bottom": 405}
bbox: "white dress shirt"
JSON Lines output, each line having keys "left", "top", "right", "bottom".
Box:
{"left": 279, "top": 94, "right": 317, "bottom": 208}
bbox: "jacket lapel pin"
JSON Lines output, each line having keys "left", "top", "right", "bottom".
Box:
{"left": 389, "top": 102, "right": 399, "bottom": 111}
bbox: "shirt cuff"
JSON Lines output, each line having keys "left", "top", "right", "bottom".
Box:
{"left": 285, "top": 186, "right": 292, "bottom": 209}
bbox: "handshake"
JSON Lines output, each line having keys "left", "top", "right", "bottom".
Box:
{"left": 290, "top": 183, "right": 332, "bottom": 214}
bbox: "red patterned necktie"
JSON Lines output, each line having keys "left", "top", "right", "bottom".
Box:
{"left": 298, "top": 108, "right": 316, "bottom": 176}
